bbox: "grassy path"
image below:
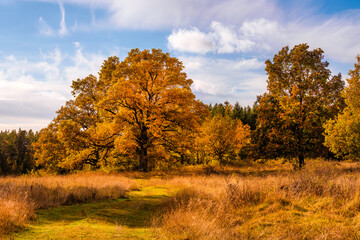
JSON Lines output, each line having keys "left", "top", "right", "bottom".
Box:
{"left": 12, "top": 185, "right": 170, "bottom": 240}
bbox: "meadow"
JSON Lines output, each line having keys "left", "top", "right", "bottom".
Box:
{"left": 2, "top": 159, "right": 360, "bottom": 239}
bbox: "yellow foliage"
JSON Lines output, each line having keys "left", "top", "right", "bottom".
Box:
{"left": 324, "top": 56, "right": 360, "bottom": 160}
{"left": 200, "top": 115, "right": 251, "bottom": 165}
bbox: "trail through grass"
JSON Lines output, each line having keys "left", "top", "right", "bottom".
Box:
{"left": 7, "top": 161, "right": 360, "bottom": 239}
{"left": 12, "top": 185, "right": 170, "bottom": 240}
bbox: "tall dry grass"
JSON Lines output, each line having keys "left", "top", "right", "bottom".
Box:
{"left": 0, "top": 173, "right": 138, "bottom": 236}
{"left": 153, "top": 160, "right": 360, "bottom": 239}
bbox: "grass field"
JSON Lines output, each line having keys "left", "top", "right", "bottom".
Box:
{"left": 2, "top": 159, "right": 360, "bottom": 239}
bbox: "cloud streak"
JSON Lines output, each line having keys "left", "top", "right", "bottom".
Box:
{"left": 38, "top": 17, "right": 55, "bottom": 36}
{"left": 57, "top": 0, "right": 68, "bottom": 35}
{"left": 34, "top": 0, "right": 278, "bottom": 30}
{"left": 38, "top": 0, "right": 68, "bottom": 36}
{"left": 32, "top": 0, "right": 360, "bottom": 63}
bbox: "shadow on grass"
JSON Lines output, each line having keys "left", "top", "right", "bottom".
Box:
{"left": 33, "top": 194, "right": 167, "bottom": 229}
{"left": 122, "top": 168, "right": 294, "bottom": 180}
{"left": 340, "top": 166, "right": 360, "bottom": 174}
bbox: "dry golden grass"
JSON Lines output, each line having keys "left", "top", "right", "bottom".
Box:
{"left": 0, "top": 173, "right": 138, "bottom": 236}
{"left": 3, "top": 159, "right": 360, "bottom": 239}
{"left": 153, "top": 160, "right": 360, "bottom": 240}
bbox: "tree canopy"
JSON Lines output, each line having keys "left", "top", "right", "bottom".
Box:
{"left": 34, "top": 49, "right": 208, "bottom": 172}
{"left": 324, "top": 56, "right": 360, "bottom": 160}
{"left": 30, "top": 44, "right": 360, "bottom": 173}
{"left": 199, "top": 114, "right": 250, "bottom": 166}
{"left": 0, "top": 129, "right": 38, "bottom": 175}
{"left": 256, "top": 43, "right": 344, "bottom": 168}
{"left": 98, "top": 49, "right": 208, "bottom": 171}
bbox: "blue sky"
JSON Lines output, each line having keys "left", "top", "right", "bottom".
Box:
{"left": 0, "top": 0, "right": 360, "bottom": 130}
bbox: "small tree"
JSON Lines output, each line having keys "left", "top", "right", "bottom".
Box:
{"left": 201, "top": 115, "right": 250, "bottom": 166}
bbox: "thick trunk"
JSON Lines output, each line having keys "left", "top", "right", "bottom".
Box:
{"left": 139, "top": 147, "right": 148, "bottom": 172}
{"left": 137, "top": 125, "right": 149, "bottom": 172}
{"left": 219, "top": 155, "right": 223, "bottom": 168}
{"left": 298, "top": 154, "right": 305, "bottom": 169}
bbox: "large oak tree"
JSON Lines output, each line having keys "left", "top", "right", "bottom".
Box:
{"left": 34, "top": 49, "right": 207, "bottom": 172}
{"left": 99, "top": 49, "right": 207, "bottom": 171}
{"left": 256, "top": 44, "right": 344, "bottom": 168}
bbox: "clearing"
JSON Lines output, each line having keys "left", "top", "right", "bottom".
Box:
{"left": 13, "top": 184, "right": 171, "bottom": 239}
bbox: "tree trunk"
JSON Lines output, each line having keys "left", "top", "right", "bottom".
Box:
{"left": 0, "top": 155, "right": 5, "bottom": 175}
{"left": 219, "top": 155, "right": 223, "bottom": 168}
{"left": 138, "top": 126, "right": 149, "bottom": 172}
{"left": 298, "top": 154, "right": 305, "bottom": 169}
{"left": 138, "top": 146, "right": 148, "bottom": 172}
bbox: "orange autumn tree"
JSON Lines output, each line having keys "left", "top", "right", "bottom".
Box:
{"left": 34, "top": 49, "right": 207, "bottom": 172}
{"left": 98, "top": 49, "right": 207, "bottom": 171}
{"left": 256, "top": 44, "right": 344, "bottom": 168}
{"left": 33, "top": 75, "right": 115, "bottom": 172}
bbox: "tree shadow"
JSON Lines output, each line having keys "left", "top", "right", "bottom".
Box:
{"left": 32, "top": 192, "right": 168, "bottom": 229}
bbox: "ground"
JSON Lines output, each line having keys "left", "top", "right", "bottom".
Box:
{"left": 13, "top": 185, "right": 170, "bottom": 239}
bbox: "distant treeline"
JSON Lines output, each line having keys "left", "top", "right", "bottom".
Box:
{"left": 0, "top": 102, "right": 256, "bottom": 175}
{"left": 0, "top": 129, "right": 39, "bottom": 175}
{"left": 209, "top": 101, "right": 257, "bottom": 130}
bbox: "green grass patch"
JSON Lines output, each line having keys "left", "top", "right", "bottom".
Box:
{"left": 12, "top": 186, "right": 171, "bottom": 240}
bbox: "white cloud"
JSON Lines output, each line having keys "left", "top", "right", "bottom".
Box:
{"left": 64, "top": 44, "right": 105, "bottom": 82}
{"left": 0, "top": 46, "right": 105, "bottom": 131}
{"left": 169, "top": 14, "right": 360, "bottom": 64}
{"left": 32, "top": 0, "right": 360, "bottom": 64}
{"left": 0, "top": 117, "right": 51, "bottom": 132}
{"left": 73, "top": 41, "right": 80, "bottom": 48}
{"left": 168, "top": 28, "right": 215, "bottom": 54}
{"left": 286, "top": 13, "right": 360, "bottom": 63}
{"left": 240, "top": 18, "right": 284, "bottom": 51}
{"left": 168, "top": 21, "right": 256, "bottom": 54}
{"left": 241, "top": 18, "right": 280, "bottom": 38}
{"left": 180, "top": 56, "right": 266, "bottom": 105}
{"left": 211, "top": 21, "right": 255, "bottom": 53}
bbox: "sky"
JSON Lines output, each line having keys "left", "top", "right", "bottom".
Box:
{"left": 0, "top": 0, "right": 360, "bottom": 131}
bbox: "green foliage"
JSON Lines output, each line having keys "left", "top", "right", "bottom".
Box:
{"left": 209, "top": 101, "right": 257, "bottom": 130}
{"left": 324, "top": 56, "right": 360, "bottom": 160}
{"left": 0, "top": 129, "right": 38, "bottom": 175}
